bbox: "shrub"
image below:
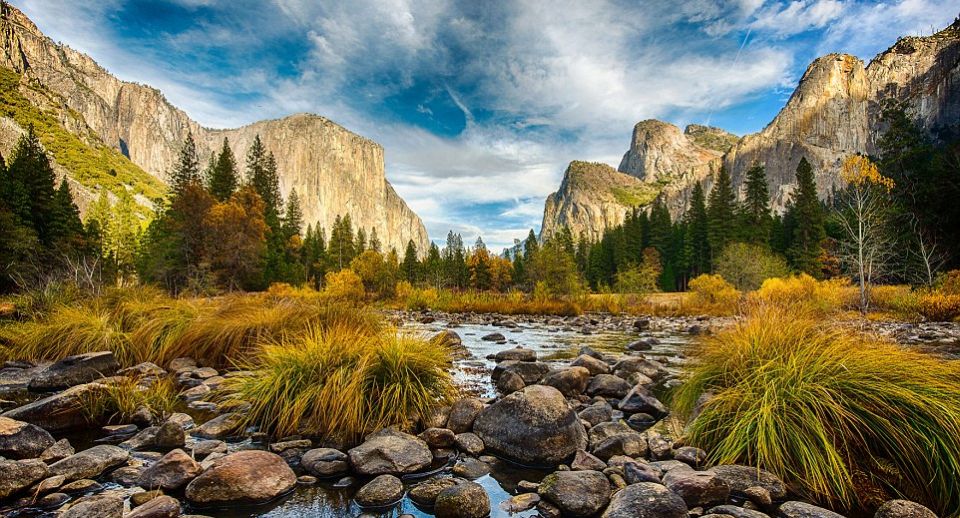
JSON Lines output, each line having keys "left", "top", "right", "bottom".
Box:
{"left": 751, "top": 274, "right": 854, "bottom": 313}
{"left": 221, "top": 325, "right": 456, "bottom": 441}
{"left": 322, "top": 269, "right": 366, "bottom": 303}
{"left": 715, "top": 243, "right": 790, "bottom": 291}
{"left": 673, "top": 307, "right": 960, "bottom": 515}
{"left": 78, "top": 376, "right": 180, "bottom": 424}
{"left": 916, "top": 292, "right": 960, "bottom": 322}
{"left": 687, "top": 274, "right": 740, "bottom": 313}
{"left": 937, "top": 270, "right": 960, "bottom": 295}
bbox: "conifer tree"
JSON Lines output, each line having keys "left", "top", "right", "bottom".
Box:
{"left": 355, "top": 227, "right": 367, "bottom": 255}
{"left": 740, "top": 163, "right": 772, "bottom": 244}
{"left": 328, "top": 214, "right": 355, "bottom": 270}
{"left": 402, "top": 240, "right": 419, "bottom": 283}
{"left": 170, "top": 133, "right": 201, "bottom": 194}
{"left": 684, "top": 182, "right": 711, "bottom": 276}
{"left": 208, "top": 138, "right": 239, "bottom": 202}
{"left": 787, "top": 157, "right": 826, "bottom": 276}
{"left": 49, "top": 178, "right": 84, "bottom": 249}
{"left": 424, "top": 242, "right": 443, "bottom": 288}
{"left": 707, "top": 165, "right": 736, "bottom": 262}
{"left": 7, "top": 127, "right": 57, "bottom": 244}
{"left": 369, "top": 228, "right": 382, "bottom": 253}
{"left": 648, "top": 198, "right": 672, "bottom": 255}
{"left": 281, "top": 189, "right": 303, "bottom": 240}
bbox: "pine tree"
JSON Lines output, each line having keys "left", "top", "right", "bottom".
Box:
{"left": 740, "top": 163, "right": 771, "bottom": 244}
{"left": 281, "top": 189, "right": 303, "bottom": 240}
{"left": 208, "top": 138, "right": 239, "bottom": 202}
{"left": 170, "top": 133, "right": 201, "bottom": 194}
{"left": 684, "top": 182, "right": 711, "bottom": 276}
{"left": 49, "top": 178, "right": 84, "bottom": 250}
{"left": 355, "top": 227, "right": 367, "bottom": 256}
{"left": 402, "top": 240, "right": 419, "bottom": 283}
{"left": 424, "top": 242, "right": 443, "bottom": 288}
{"left": 707, "top": 165, "right": 736, "bottom": 262}
{"left": 7, "top": 126, "right": 57, "bottom": 244}
{"left": 369, "top": 228, "right": 382, "bottom": 253}
{"left": 787, "top": 157, "right": 826, "bottom": 276}
{"left": 247, "top": 137, "right": 282, "bottom": 219}
{"left": 648, "top": 198, "right": 672, "bottom": 256}
{"left": 328, "top": 214, "right": 355, "bottom": 270}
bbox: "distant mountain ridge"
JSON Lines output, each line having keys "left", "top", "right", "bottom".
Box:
{"left": 541, "top": 18, "right": 960, "bottom": 240}
{"left": 0, "top": 2, "right": 429, "bottom": 254}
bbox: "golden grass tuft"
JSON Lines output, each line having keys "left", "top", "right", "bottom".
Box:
{"left": 221, "top": 325, "right": 457, "bottom": 442}
{"left": 686, "top": 274, "right": 741, "bottom": 314}
{"left": 673, "top": 306, "right": 960, "bottom": 516}
{"left": 750, "top": 273, "right": 855, "bottom": 313}
{"left": 77, "top": 376, "right": 180, "bottom": 425}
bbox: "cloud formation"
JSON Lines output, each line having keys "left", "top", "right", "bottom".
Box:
{"left": 13, "top": 0, "right": 960, "bottom": 250}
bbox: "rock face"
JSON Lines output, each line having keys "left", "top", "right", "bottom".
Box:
{"left": 0, "top": 4, "right": 428, "bottom": 254}
{"left": 473, "top": 384, "right": 587, "bottom": 466}
{"left": 540, "top": 20, "right": 960, "bottom": 238}
{"left": 541, "top": 161, "right": 658, "bottom": 242}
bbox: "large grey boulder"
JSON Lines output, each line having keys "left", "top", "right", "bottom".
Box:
{"left": 473, "top": 385, "right": 587, "bottom": 466}
{"left": 602, "top": 482, "right": 688, "bottom": 518}
{"left": 354, "top": 474, "right": 403, "bottom": 507}
{"left": 0, "top": 416, "right": 55, "bottom": 459}
{"left": 28, "top": 351, "right": 119, "bottom": 391}
{"left": 301, "top": 448, "right": 349, "bottom": 477}
{"left": 2, "top": 383, "right": 102, "bottom": 432}
{"left": 708, "top": 464, "right": 787, "bottom": 500}
{"left": 779, "top": 501, "right": 847, "bottom": 518}
{"left": 538, "top": 470, "right": 610, "bottom": 517}
{"left": 59, "top": 493, "right": 123, "bottom": 518}
{"left": 185, "top": 450, "right": 296, "bottom": 505}
{"left": 0, "top": 458, "right": 48, "bottom": 499}
{"left": 48, "top": 445, "right": 130, "bottom": 481}
{"left": 662, "top": 469, "right": 729, "bottom": 508}
{"left": 348, "top": 429, "right": 432, "bottom": 475}
{"left": 540, "top": 367, "right": 590, "bottom": 397}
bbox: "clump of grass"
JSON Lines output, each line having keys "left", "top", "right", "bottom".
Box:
{"left": 915, "top": 292, "right": 960, "bottom": 322}
{"left": 685, "top": 274, "right": 741, "bottom": 314}
{"left": 222, "top": 325, "right": 456, "bottom": 442}
{"left": 1, "top": 304, "right": 133, "bottom": 364}
{"left": 673, "top": 306, "right": 960, "bottom": 516}
{"left": 749, "top": 274, "right": 855, "bottom": 314}
{"left": 78, "top": 376, "right": 180, "bottom": 424}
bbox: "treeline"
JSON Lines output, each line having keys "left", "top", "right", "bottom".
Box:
{"left": 585, "top": 101, "right": 960, "bottom": 292}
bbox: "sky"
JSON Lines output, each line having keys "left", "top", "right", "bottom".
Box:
{"left": 14, "top": 0, "right": 959, "bottom": 251}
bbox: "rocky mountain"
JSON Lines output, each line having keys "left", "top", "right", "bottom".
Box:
{"left": 541, "top": 19, "right": 960, "bottom": 240}
{"left": 540, "top": 161, "right": 658, "bottom": 242}
{"left": 0, "top": 2, "right": 429, "bottom": 254}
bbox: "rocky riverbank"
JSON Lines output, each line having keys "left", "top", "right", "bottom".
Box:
{"left": 0, "top": 313, "right": 946, "bottom": 518}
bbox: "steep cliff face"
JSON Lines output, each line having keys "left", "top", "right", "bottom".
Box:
{"left": 540, "top": 161, "right": 658, "bottom": 242}
{"left": 541, "top": 19, "right": 960, "bottom": 240}
{"left": 0, "top": 3, "right": 429, "bottom": 254}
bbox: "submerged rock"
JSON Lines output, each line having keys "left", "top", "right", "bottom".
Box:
{"left": 473, "top": 385, "right": 587, "bottom": 466}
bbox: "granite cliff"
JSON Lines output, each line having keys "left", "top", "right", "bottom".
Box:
{"left": 541, "top": 19, "right": 960, "bottom": 240}
{"left": 0, "top": 3, "right": 429, "bottom": 253}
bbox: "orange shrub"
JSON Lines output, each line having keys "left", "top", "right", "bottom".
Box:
{"left": 687, "top": 274, "right": 740, "bottom": 314}
{"left": 916, "top": 293, "right": 960, "bottom": 322}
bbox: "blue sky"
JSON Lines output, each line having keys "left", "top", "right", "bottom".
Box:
{"left": 15, "top": 0, "right": 959, "bottom": 250}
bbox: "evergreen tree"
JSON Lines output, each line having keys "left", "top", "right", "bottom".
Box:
{"left": 7, "top": 127, "right": 57, "bottom": 244}
{"left": 208, "top": 138, "right": 239, "bottom": 202}
{"left": 369, "top": 228, "right": 382, "bottom": 253}
{"left": 401, "top": 240, "right": 419, "bottom": 283}
{"left": 355, "top": 227, "right": 367, "bottom": 256}
{"left": 170, "top": 133, "right": 201, "bottom": 194}
{"left": 443, "top": 231, "right": 469, "bottom": 289}
{"left": 740, "top": 162, "right": 772, "bottom": 244}
{"left": 49, "top": 178, "right": 85, "bottom": 250}
{"left": 424, "top": 242, "right": 443, "bottom": 288}
{"left": 281, "top": 189, "right": 303, "bottom": 240}
{"left": 328, "top": 214, "right": 355, "bottom": 270}
{"left": 707, "top": 165, "right": 736, "bottom": 262}
{"left": 648, "top": 198, "right": 672, "bottom": 255}
{"left": 247, "top": 138, "right": 282, "bottom": 218}
{"left": 787, "top": 157, "right": 826, "bottom": 276}
{"left": 684, "top": 182, "right": 710, "bottom": 276}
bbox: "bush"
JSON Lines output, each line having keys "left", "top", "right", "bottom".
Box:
{"left": 673, "top": 307, "right": 960, "bottom": 515}
{"left": 916, "top": 292, "right": 960, "bottom": 322}
{"left": 937, "top": 270, "right": 960, "bottom": 295}
{"left": 687, "top": 274, "right": 740, "bottom": 313}
{"left": 221, "top": 325, "right": 457, "bottom": 441}
{"left": 751, "top": 274, "right": 854, "bottom": 313}
{"left": 322, "top": 269, "right": 366, "bottom": 303}
{"left": 715, "top": 243, "right": 790, "bottom": 291}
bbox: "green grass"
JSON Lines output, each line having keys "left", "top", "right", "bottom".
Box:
{"left": 78, "top": 375, "right": 180, "bottom": 424}
{"left": 673, "top": 306, "right": 960, "bottom": 516}
{"left": 611, "top": 185, "right": 658, "bottom": 207}
{"left": 0, "top": 67, "right": 165, "bottom": 215}
{"left": 221, "top": 325, "right": 457, "bottom": 441}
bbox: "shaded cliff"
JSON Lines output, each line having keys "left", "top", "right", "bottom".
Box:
{"left": 0, "top": 3, "right": 429, "bottom": 253}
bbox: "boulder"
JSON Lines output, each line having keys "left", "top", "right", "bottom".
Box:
{"left": 587, "top": 421, "right": 635, "bottom": 448}
{"left": 473, "top": 385, "right": 587, "bottom": 466}
{"left": 191, "top": 412, "right": 243, "bottom": 439}
{"left": 354, "top": 474, "right": 403, "bottom": 507}
{"left": 662, "top": 469, "right": 730, "bottom": 508}
{"left": 433, "top": 330, "right": 471, "bottom": 360}
{"left": 708, "top": 464, "right": 787, "bottom": 500}
{"left": 59, "top": 494, "right": 123, "bottom": 518}
{"left": 874, "top": 500, "right": 938, "bottom": 518}
{"left": 154, "top": 420, "right": 186, "bottom": 450}
{"left": 541, "top": 367, "right": 590, "bottom": 397}
{"left": 623, "top": 461, "right": 663, "bottom": 484}
{"left": 538, "top": 470, "right": 610, "bottom": 517}
{"left": 497, "top": 370, "right": 525, "bottom": 394}
{"left": 1, "top": 383, "right": 101, "bottom": 432}
{"left": 48, "top": 445, "right": 129, "bottom": 481}
{"left": 446, "top": 398, "right": 485, "bottom": 433}
{"left": 612, "top": 357, "right": 665, "bottom": 381}
{"left": 454, "top": 432, "right": 484, "bottom": 456}
{"left": 0, "top": 416, "right": 55, "bottom": 459}
{"left": 28, "top": 352, "right": 119, "bottom": 391}
{"left": 707, "top": 504, "right": 771, "bottom": 517}
{"left": 301, "top": 448, "right": 349, "bottom": 477}
{"left": 578, "top": 401, "right": 613, "bottom": 426}
{"left": 626, "top": 412, "right": 657, "bottom": 432}
{"left": 481, "top": 332, "right": 506, "bottom": 342}
{"left": 451, "top": 457, "right": 491, "bottom": 479}
{"left": 435, "top": 481, "right": 491, "bottom": 518}
{"left": 570, "top": 449, "right": 607, "bottom": 471}
{"left": 501, "top": 493, "right": 541, "bottom": 513}
{"left": 348, "top": 429, "right": 432, "bottom": 475}
{"left": 592, "top": 432, "right": 648, "bottom": 460}
{"left": 571, "top": 354, "right": 610, "bottom": 375}
{"left": 618, "top": 385, "right": 668, "bottom": 419}
{"left": 779, "top": 501, "right": 846, "bottom": 518}
{"left": 673, "top": 446, "right": 707, "bottom": 467}
{"left": 185, "top": 450, "right": 296, "bottom": 505}
{"left": 419, "top": 427, "right": 456, "bottom": 448}
{"left": 118, "top": 362, "right": 167, "bottom": 378}
{"left": 586, "top": 374, "right": 631, "bottom": 398}
{"left": 0, "top": 458, "right": 48, "bottom": 499}
{"left": 602, "top": 482, "right": 688, "bottom": 518}
{"left": 126, "top": 495, "right": 181, "bottom": 518}
{"left": 40, "top": 438, "right": 75, "bottom": 463}
{"left": 501, "top": 361, "right": 553, "bottom": 384}
{"left": 409, "top": 477, "right": 458, "bottom": 506}
{"left": 495, "top": 346, "right": 537, "bottom": 362}
{"left": 138, "top": 448, "right": 203, "bottom": 490}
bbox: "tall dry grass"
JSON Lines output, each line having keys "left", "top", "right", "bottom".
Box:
{"left": 673, "top": 306, "right": 960, "bottom": 516}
